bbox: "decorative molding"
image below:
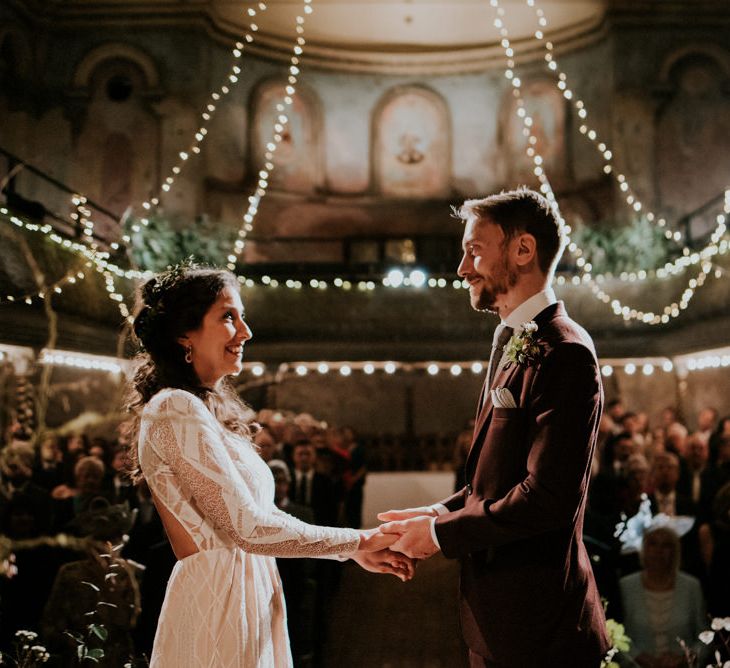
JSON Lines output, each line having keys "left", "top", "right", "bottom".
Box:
{"left": 72, "top": 42, "right": 160, "bottom": 90}
{"left": 656, "top": 42, "right": 730, "bottom": 83}
{"left": 4, "top": 0, "right": 610, "bottom": 76}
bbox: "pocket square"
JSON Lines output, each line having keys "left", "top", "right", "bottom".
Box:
{"left": 491, "top": 386, "right": 517, "bottom": 408}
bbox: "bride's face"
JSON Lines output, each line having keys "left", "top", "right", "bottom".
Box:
{"left": 180, "top": 286, "right": 252, "bottom": 387}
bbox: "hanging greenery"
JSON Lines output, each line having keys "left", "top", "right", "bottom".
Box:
{"left": 123, "top": 214, "right": 236, "bottom": 272}
{"left": 571, "top": 216, "right": 675, "bottom": 275}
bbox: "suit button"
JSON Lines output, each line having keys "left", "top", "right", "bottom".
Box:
{"left": 466, "top": 483, "right": 473, "bottom": 495}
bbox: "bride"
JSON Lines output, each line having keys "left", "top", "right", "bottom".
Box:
{"left": 125, "top": 264, "right": 412, "bottom": 667}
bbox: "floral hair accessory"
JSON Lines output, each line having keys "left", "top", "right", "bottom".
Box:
{"left": 504, "top": 321, "right": 542, "bottom": 366}
{"left": 134, "top": 256, "right": 200, "bottom": 348}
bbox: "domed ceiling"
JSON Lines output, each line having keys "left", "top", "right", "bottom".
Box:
{"left": 214, "top": 0, "right": 607, "bottom": 71}
{"left": 35, "top": 0, "right": 608, "bottom": 73}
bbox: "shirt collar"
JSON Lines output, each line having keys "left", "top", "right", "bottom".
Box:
{"left": 502, "top": 288, "right": 557, "bottom": 332}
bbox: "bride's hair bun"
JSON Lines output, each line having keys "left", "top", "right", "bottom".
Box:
{"left": 141, "top": 277, "right": 159, "bottom": 306}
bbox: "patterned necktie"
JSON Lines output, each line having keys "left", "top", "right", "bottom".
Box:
{"left": 486, "top": 324, "right": 514, "bottom": 393}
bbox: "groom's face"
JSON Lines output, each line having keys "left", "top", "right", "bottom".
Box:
{"left": 458, "top": 217, "right": 518, "bottom": 314}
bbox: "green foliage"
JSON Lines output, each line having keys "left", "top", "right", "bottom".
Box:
{"left": 600, "top": 600, "right": 632, "bottom": 668}
{"left": 605, "top": 619, "right": 631, "bottom": 653}
{"left": 124, "top": 214, "right": 236, "bottom": 272}
{"left": 571, "top": 216, "right": 674, "bottom": 275}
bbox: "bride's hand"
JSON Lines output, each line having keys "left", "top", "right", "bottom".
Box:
{"left": 352, "top": 548, "right": 416, "bottom": 582}
{"left": 357, "top": 527, "right": 400, "bottom": 552}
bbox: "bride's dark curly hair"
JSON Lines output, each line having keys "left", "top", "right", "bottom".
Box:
{"left": 123, "top": 265, "right": 257, "bottom": 481}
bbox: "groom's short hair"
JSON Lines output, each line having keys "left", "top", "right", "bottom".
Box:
{"left": 456, "top": 187, "right": 564, "bottom": 275}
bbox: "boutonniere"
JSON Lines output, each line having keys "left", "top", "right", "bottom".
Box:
{"left": 504, "top": 321, "right": 543, "bottom": 366}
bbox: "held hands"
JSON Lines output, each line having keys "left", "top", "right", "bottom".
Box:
{"left": 351, "top": 504, "right": 441, "bottom": 581}
{"left": 354, "top": 528, "right": 415, "bottom": 581}
{"left": 352, "top": 548, "right": 415, "bottom": 582}
{"left": 376, "top": 506, "right": 441, "bottom": 561}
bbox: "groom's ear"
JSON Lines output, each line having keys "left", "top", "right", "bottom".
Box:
{"left": 513, "top": 232, "right": 537, "bottom": 267}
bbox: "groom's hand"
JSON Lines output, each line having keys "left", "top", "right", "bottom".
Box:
{"left": 352, "top": 548, "right": 416, "bottom": 582}
{"left": 377, "top": 504, "right": 441, "bottom": 522}
{"left": 380, "top": 516, "right": 440, "bottom": 560}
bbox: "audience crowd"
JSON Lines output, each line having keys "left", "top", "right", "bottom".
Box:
{"left": 0, "top": 400, "right": 728, "bottom": 666}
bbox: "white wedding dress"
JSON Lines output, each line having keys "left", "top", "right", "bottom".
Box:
{"left": 138, "top": 389, "right": 360, "bottom": 667}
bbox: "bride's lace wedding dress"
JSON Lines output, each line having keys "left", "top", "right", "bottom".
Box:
{"left": 138, "top": 389, "right": 360, "bottom": 667}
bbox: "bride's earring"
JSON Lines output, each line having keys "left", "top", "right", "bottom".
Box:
{"left": 184, "top": 345, "right": 193, "bottom": 364}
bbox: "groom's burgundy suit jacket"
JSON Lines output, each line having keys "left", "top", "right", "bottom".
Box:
{"left": 435, "top": 302, "right": 610, "bottom": 667}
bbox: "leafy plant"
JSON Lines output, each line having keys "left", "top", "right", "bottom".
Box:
{"left": 571, "top": 216, "right": 675, "bottom": 275}
{"left": 0, "top": 630, "right": 50, "bottom": 666}
{"left": 601, "top": 617, "right": 632, "bottom": 668}
{"left": 689, "top": 617, "right": 730, "bottom": 667}
{"left": 123, "top": 214, "right": 236, "bottom": 272}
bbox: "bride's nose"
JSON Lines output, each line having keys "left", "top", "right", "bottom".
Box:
{"left": 238, "top": 319, "right": 252, "bottom": 341}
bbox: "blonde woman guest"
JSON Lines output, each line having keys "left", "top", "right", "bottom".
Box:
{"left": 619, "top": 526, "right": 706, "bottom": 667}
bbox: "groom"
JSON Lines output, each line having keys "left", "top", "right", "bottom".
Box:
{"left": 380, "top": 188, "right": 610, "bottom": 667}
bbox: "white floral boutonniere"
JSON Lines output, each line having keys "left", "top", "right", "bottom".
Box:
{"left": 504, "top": 321, "right": 543, "bottom": 367}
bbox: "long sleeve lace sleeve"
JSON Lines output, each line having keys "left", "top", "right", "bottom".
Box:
{"left": 141, "top": 390, "right": 360, "bottom": 558}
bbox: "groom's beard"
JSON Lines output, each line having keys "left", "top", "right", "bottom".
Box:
{"left": 470, "top": 254, "right": 519, "bottom": 313}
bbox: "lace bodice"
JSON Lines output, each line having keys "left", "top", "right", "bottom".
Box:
{"left": 138, "top": 389, "right": 360, "bottom": 558}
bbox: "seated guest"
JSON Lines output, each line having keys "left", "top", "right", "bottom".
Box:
{"left": 708, "top": 415, "right": 730, "bottom": 465}
{"left": 32, "top": 433, "right": 65, "bottom": 491}
{"left": 699, "top": 435, "right": 730, "bottom": 521}
{"left": 678, "top": 435, "right": 710, "bottom": 508}
{"left": 0, "top": 442, "right": 52, "bottom": 536}
{"left": 590, "top": 439, "right": 644, "bottom": 523}
{"left": 620, "top": 454, "right": 652, "bottom": 518}
{"left": 650, "top": 452, "right": 694, "bottom": 517}
{"left": 651, "top": 452, "right": 705, "bottom": 578}
{"left": 620, "top": 526, "right": 707, "bottom": 667}
{"left": 694, "top": 407, "right": 717, "bottom": 445}
{"left": 61, "top": 433, "right": 89, "bottom": 485}
{"left": 42, "top": 499, "right": 139, "bottom": 666}
{"left": 253, "top": 425, "right": 279, "bottom": 463}
{"left": 601, "top": 431, "right": 637, "bottom": 476}
{"left": 606, "top": 398, "right": 626, "bottom": 433}
{"left": 665, "top": 422, "right": 689, "bottom": 459}
{"left": 290, "top": 440, "right": 338, "bottom": 526}
{"left": 108, "top": 446, "right": 137, "bottom": 507}
{"left": 621, "top": 412, "right": 648, "bottom": 452}
{"left": 88, "top": 437, "right": 110, "bottom": 464}
{"left": 51, "top": 456, "right": 110, "bottom": 531}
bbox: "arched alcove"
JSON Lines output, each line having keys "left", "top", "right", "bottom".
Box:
{"left": 498, "top": 78, "right": 569, "bottom": 190}
{"left": 71, "top": 45, "right": 161, "bottom": 225}
{"left": 371, "top": 85, "right": 451, "bottom": 198}
{"left": 249, "top": 79, "right": 324, "bottom": 194}
{"left": 655, "top": 48, "right": 730, "bottom": 218}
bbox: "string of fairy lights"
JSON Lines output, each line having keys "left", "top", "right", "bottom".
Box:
{"left": 130, "top": 1, "right": 271, "bottom": 232}
{"left": 520, "top": 0, "right": 726, "bottom": 266}
{"left": 7, "top": 344, "right": 729, "bottom": 382}
{"left": 522, "top": 0, "right": 680, "bottom": 236}
{"left": 1, "top": 0, "right": 729, "bottom": 329}
{"left": 487, "top": 0, "right": 729, "bottom": 324}
{"left": 227, "top": 0, "right": 313, "bottom": 272}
